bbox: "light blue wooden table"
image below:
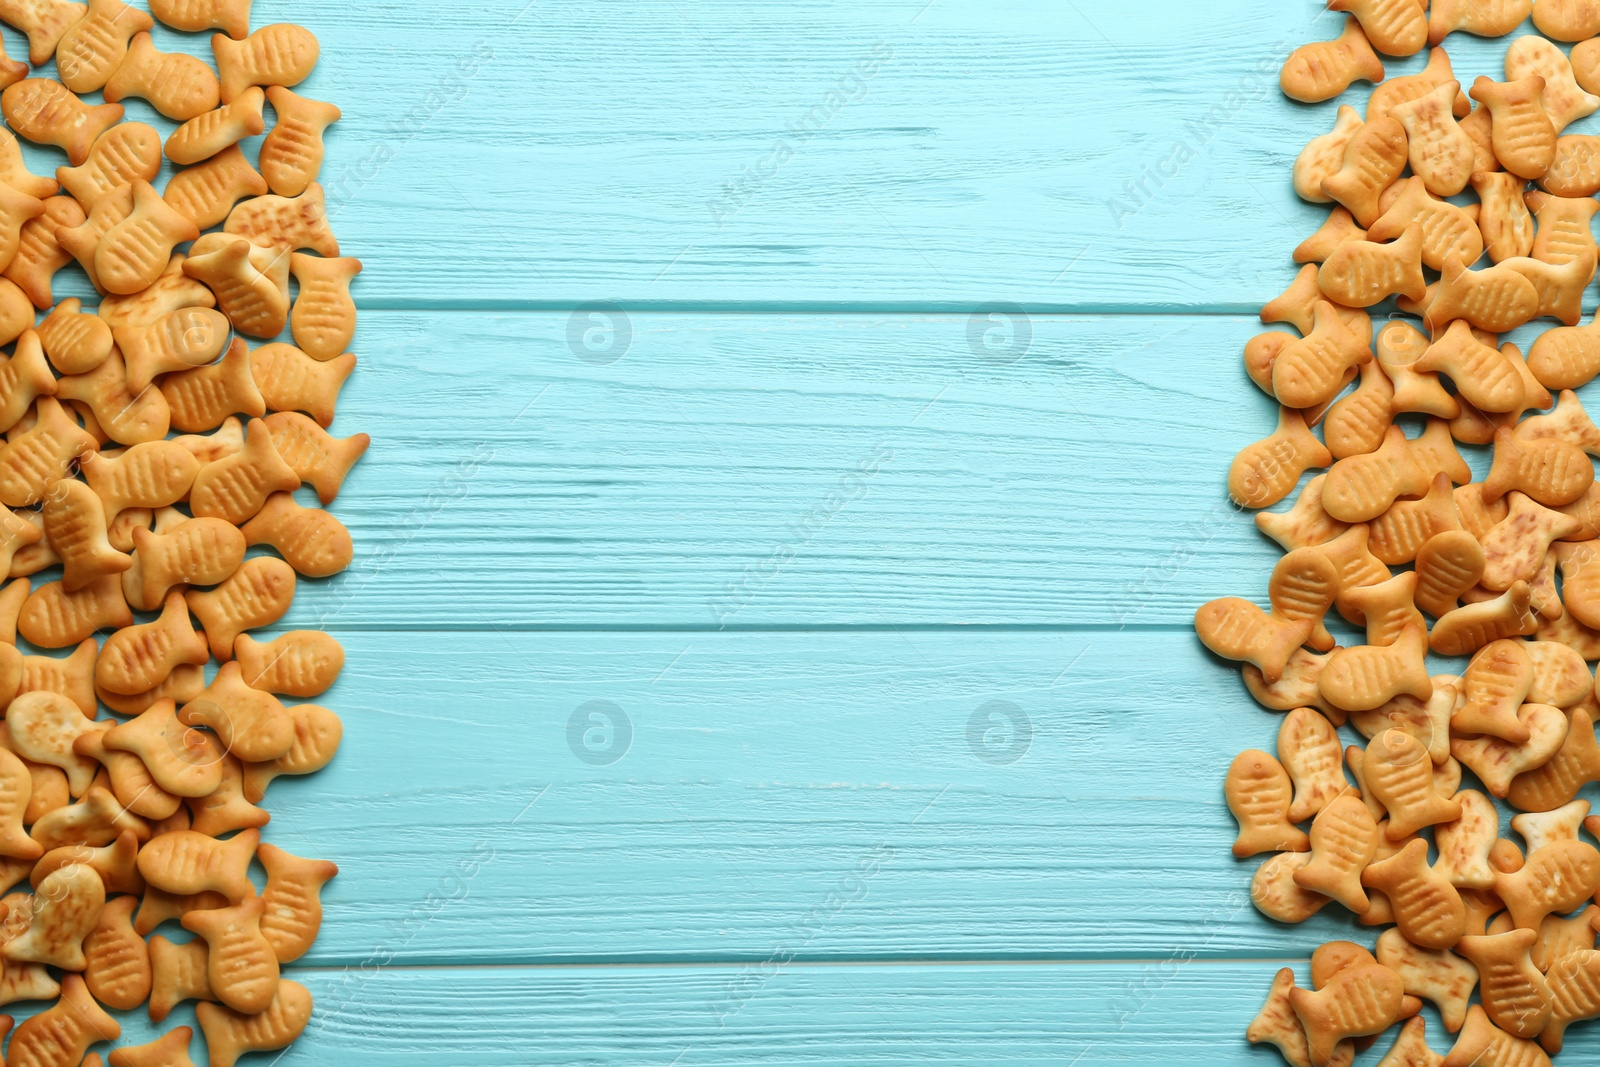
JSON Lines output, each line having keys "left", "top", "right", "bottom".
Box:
{"left": 37, "top": 0, "right": 1600, "bottom": 1062}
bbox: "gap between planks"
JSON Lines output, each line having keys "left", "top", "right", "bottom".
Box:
{"left": 297, "top": 623, "right": 1202, "bottom": 633}
{"left": 354, "top": 303, "right": 1291, "bottom": 315}
{"left": 287, "top": 957, "right": 1317, "bottom": 973}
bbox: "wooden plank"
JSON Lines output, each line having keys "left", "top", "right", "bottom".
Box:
{"left": 259, "top": 629, "right": 1532, "bottom": 967}
{"left": 5, "top": 1, "right": 1546, "bottom": 312}
{"left": 0, "top": 960, "right": 1396, "bottom": 1066}
{"left": 284, "top": 308, "right": 1387, "bottom": 631}
{"left": 129, "top": 2, "right": 1565, "bottom": 310}
{"left": 20, "top": 959, "right": 1600, "bottom": 1064}
{"left": 287, "top": 960, "right": 1324, "bottom": 1064}
{"left": 102, "top": 959, "right": 1599, "bottom": 1066}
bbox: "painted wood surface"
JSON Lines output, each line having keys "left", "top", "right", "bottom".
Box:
{"left": 262, "top": 629, "right": 1276, "bottom": 966}
{"left": 311, "top": 309, "right": 1304, "bottom": 630}
{"left": 23, "top": 0, "right": 1600, "bottom": 1064}
{"left": 164, "top": 2, "right": 1591, "bottom": 312}
{"left": 0, "top": 959, "right": 1356, "bottom": 1066}
{"left": 14, "top": 956, "right": 1600, "bottom": 1065}
{"left": 316, "top": 308, "right": 1525, "bottom": 631}
{"left": 10, "top": 4, "right": 1594, "bottom": 312}
{"left": 233, "top": 627, "right": 1583, "bottom": 968}
{"left": 285, "top": 960, "right": 1347, "bottom": 1066}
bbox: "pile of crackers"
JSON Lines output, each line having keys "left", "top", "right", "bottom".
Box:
{"left": 1200, "top": 2, "right": 1600, "bottom": 1064}
{"left": 0, "top": 0, "right": 376, "bottom": 1064}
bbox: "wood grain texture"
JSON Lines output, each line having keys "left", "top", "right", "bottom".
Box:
{"left": 113, "top": 2, "right": 1574, "bottom": 312}
{"left": 5, "top": 959, "right": 1598, "bottom": 1064}
{"left": 0, "top": 960, "right": 1389, "bottom": 1066}
{"left": 13, "top": 0, "right": 1564, "bottom": 312}
{"left": 226, "top": 962, "right": 1600, "bottom": 1064}
{"left": 311, "top": 307, "right": 1521, "bottom": 630}
{"left": 297, "top": 308, "right": 1336, "bottom": 630}
{"left": 235, "top": 628, "right": 1543, "bottom": 968}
